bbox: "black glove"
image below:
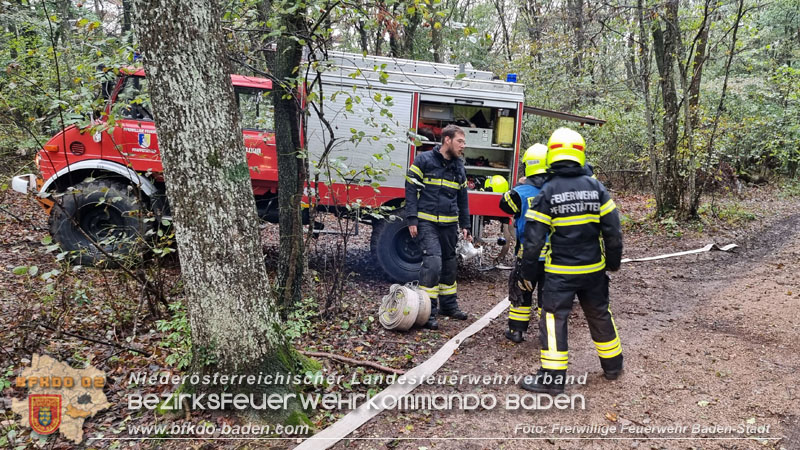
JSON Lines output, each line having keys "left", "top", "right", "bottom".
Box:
{"left": 520, "top": 259, "right": 539, "bottom": 284}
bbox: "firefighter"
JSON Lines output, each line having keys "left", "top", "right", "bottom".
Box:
{"left": 499, "top": 144, "right": 549, "bottom": 343}
{"left": 518, "top": 127, "right": 623, "bottom": 394}
{"left": 405, "top": 124, "right": 471, "bottom": 330}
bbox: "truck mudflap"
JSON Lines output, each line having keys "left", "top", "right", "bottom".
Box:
{"left": 11, "top": 173, "right": 55, "bottom": 213}
{"left": 11, "top": 174, "right": 37, "bottom": 195}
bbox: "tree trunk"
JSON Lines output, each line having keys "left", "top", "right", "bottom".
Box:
{"left": 683, "top": 13, "right": 710, "bottom": 218}
{"left": 653, "top": 0, "right": 681, "bottom": 213}
{"left": 121, "top": 0, "right": 133, "bottom": 34}
{"left": 431, "top": 12, "right": 443, "bottom": 63}
{"left": 403, "top": 9, "right": 420, "bottom": 58}
{"left": 493, "top": 0, "right": 513, "bottom": 61}
{"left": 273, "top": 11, "right": 306, "bottom": 313}
{"left": 357, "top": 20, "right": 369, "bottom": 54}
{"left": 568, "top": 0, "right": 585, "bottom": 75}
{"left": 132, "top": 0, "right": 309, "bottom": 414}
{"left": 637, "top": 0, "right": 661, "bottom": 212}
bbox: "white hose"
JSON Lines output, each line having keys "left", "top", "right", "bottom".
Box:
{"left": 379, "top": 284, "right": 420, "bottom": 331}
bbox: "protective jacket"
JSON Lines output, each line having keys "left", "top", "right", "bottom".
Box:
{"left": 405, "top": 146, "right": 470, "bottom": 230}
{"left": 521, "top": 163, "right": 622, "bottom": 280}
{"left": 499, "top": 175, "right": 547, "bottom": 261}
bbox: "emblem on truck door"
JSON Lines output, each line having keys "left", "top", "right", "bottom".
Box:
{"left": 138, "top": 133, "right": 151, "bottom": 148}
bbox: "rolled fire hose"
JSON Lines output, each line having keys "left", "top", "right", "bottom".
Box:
{"left": 379, "top": 284, "right": 431, "bottom": 331}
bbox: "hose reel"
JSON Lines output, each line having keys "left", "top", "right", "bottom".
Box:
{"left": 379, "top": 283, "right": 432, "bottom": 331}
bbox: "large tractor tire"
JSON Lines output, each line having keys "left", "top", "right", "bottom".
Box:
{"left": 370, "top": 208, "right": 421, "bottom": 283}
{"left": 49, "top": 179, "right": 151, "bottom": 266}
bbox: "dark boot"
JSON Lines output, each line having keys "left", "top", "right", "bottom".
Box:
{"left": 423, "top": 316, "right": 439, "bottom": 330}
{"left": 440, "top": 307, "right": 468, "bottom": 320}
{"left": 601, "top": 355, "right": 623, "bottom": 380}
{"left": 519, "top": 369, "right": 565, "bottom": 395}
{"left": 504, "top": 329, "right": 524, "bottom": 343}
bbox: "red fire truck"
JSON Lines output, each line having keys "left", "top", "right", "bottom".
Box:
{"left": 12, "top": 52, "right": 602, "bottom": 282}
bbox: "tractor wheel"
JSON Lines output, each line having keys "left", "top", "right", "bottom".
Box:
{"left": 49, "top": 180, "right": 151, "bottom": 266}
{"left": 370, "top": 208, "right": 421, "bottom": 283}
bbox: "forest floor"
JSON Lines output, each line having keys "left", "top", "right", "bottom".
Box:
{"left": 1, "top": 181, "right": 798, "bottom": 449}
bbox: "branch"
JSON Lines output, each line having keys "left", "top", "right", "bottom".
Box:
{"left": 34, "top": 322, "right": 152, "bottom": 356}
{"left": 299, "top": 350, "right": 405, "bottom": 375}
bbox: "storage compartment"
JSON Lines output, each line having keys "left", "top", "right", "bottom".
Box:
{"left": 415, "top": 99, "right": 518, "bottom": 191}
{"left": 420, "top": 104, "right": 453, "bottom": 120}
{"left": 464, "top": 128, "right": 493, "bottom": 147}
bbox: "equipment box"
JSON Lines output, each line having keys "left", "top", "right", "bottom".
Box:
{"left": 420, "top": 104, "right": 454, "bottom": 120}
{"left": 464, "top": 128, "right": 493, "bottom": 147}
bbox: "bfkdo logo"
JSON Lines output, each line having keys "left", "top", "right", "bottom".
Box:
{"left": 28, "top": 395, "right": 61, "bottom": 435}
{"left": 12, "top": 354, "right": 110, "bottom": 443}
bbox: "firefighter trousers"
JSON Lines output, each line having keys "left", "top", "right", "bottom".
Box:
{"left": 538, "top": 271, "right": 623, "bottom": 373}
{"left": 417, "top": 221, "right": 459, "bottom": 316}
{"left": 508, "top": 259, "right": 544, "bottom": 332}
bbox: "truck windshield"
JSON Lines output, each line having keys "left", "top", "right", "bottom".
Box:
{"left": 115, "top": 76, "right": 153, "bottom": 121}
{"left": 236, "top": 87, "right": 274, "bottom": 131}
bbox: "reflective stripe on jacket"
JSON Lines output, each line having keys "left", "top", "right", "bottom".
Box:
{"left": 405, "top": 146, "right": 470, "bottom": 229}
{"left": 521, "top": 163, "right": 622, "bottom": 277}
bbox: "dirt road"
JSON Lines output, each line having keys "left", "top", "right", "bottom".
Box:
{"left": 333, "top": 214, "right": 800, "bottom": 449}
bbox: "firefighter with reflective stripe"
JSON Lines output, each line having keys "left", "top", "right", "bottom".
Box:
{"left": 405, "top": 124, "right": 471, "bottom": 330}
{"left": 519, "top": 127, "right": 624, "bottom": 394}
{"left": 499, "top": 144, "right": 548, "bottom": 343}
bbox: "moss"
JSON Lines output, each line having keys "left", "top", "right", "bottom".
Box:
{"left": 286, "top": 409, "right": 314, "bottom": 429}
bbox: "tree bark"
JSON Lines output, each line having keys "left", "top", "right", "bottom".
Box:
{"left": 402, "top": 8, "right": 420, "bottom": 58}
{"left": 568, "top": 0, "right": 585, "bottom": 75}
{"left": 493, "top": 0, "right": 513, "bottom": 61}
{"left": 121, "top": 0, "right": 133, "bottom": 34}
{"left": 132, "top": 0, "right": 308, "bottom": 413}
{"left": 683, "top": 8, "right": 710, "bottom": 218}
{"left": 653, "top": 0, "right": 681, "bottom": 213}
{"left": 273, "top": 11, "right": 306, "bottom": 314}
{"left": 637, "top": 0, "right": 661, "bottom": 212}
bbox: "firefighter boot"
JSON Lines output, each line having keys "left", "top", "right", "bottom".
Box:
{"left": 519, "top": 369, "right": 566, "bottom": 395}
{"left": 423, "top": 316, "right": 439, "bottom": 330}
{"left": 504, "top": 329, "right": 524, "bottom": 343}
{"left": 601, "top": 355, "right": 624, "bottom": 380}
{"left": 440, "top": 308, "right": 468, "bottom": 320}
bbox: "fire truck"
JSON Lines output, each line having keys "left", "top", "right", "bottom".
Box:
{"left": 11, "top": 52, "right": 603, "bottom": 282}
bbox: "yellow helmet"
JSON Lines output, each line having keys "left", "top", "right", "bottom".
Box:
{"left": 522, "top": 143, "right": 548, "bottom": 177}
{"left": 484, "top": 175, "right": 509, "bottom": 193}
{"left": 547, "top": 127, "right": 586, "bottom": 166}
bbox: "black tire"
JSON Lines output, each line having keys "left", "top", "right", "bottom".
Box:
{"left": 370, "top": 208, "right": 421, "bottom": 283}
{"left": 49, "top": 180, "right": 151, "bottom": 266}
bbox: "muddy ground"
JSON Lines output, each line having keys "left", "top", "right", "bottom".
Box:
{"left": 338, "top": 211, "right": 800, "bottom": 450}
{"left": 1, "top": 184, "right": 798, "bottom": 449}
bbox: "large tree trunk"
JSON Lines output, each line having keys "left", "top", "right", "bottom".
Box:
{"left": 132, "top": 0, "right": 308, "bottom": 412}
{"left": 653, "top": 0, "right": 681, "bottom": 213}
{"left": 273, "top": 11, "right": 306, "bottom": 313}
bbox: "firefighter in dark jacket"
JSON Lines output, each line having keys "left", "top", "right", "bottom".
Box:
{"left": 405, "top": 124, "right": 471, "bottom": 330}
{"left": 518, "top": 127, "right": 624, "bottom": 394}
{"left": 499, "top": 144, "right": 549, "bottom": 343}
